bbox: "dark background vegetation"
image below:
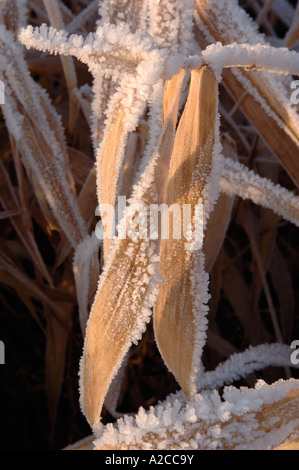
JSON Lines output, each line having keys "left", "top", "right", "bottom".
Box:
{"left": 0, "top": 0, "right": 298, "bottom": 450}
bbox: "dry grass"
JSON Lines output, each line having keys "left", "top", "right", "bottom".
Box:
{"left": 0, "top": 0, "right": 299, "bottom": 450}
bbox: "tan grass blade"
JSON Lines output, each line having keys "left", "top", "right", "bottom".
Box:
{"left": 94, "top": 379, "right": 299, "bottom": 450}
{"left": 276, "top": 439, "right": 299, "bottom": 450}
{"left": 154, "top": 66, "right": 219, "bottom": 399}
{"left": 79, "top": 71, "right": 186, "bottom": 428}
{"left": 194, "top": 0, "right": 299, "bottom": 187}
{"left": 284, "top": 1, "right": 299, "bottom": 49}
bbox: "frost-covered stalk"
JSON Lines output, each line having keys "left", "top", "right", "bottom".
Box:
{"left": 0, "top": 25, "right": 86, "bottom": 248}
{"left": 219, "top": 158, "right": 299, "bottom": 228}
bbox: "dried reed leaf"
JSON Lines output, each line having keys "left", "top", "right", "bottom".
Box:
{"left": 148, "top": 0, "right": 195, "bottom": 54}
{"left": 66, "top": 0, "right": 98, "bottom": 34}
{"left": 238, "top": 204, "right": 285, "bottom": 352}
{"left": 79, "top": 71, "right": 186, "bottom": 428}
{"left": 154, "top": 66, "right": 219, "bottom": 399}
{"left": 204, "top": 192, "right": 233, "bottom": 273}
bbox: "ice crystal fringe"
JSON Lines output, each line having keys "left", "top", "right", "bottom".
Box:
{"left": 93, "top": 379, "right": 299, "bottom": 450}
{"left": 219, "top": 158, "right": 299, "bottom": 228}
{"left": 19, "top": 23, "right": 165, "bottom": 81}
{"left": 199, "top": 343, "right": 299, "bottom": 390}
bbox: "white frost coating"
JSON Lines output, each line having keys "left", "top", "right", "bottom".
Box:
{"left": 98, "top": 0, "right": 149, "bottom": 34}
{"left": 19, "top": 21, "right": 169, "bottom": 220}
{"left": 199, "top": 343, "right": 299, "bottom": 390}
{"left": 201, "top": 42, "right": 299, "bottom": 79}
{"left": 182, "top": 44, "right": 299, "bottom": 82}
{"left": 219, "top": 157, "right": 299, "bottom": 228}
{"left": 188, "top": 252, "right": 210, "bottom": 394}
{"left": 187, "top": 108, "right": 223, "bottom": 392}
{"left": 147, "top": 0, "right": 196, "bottom": 54}
{"left": 93, "top": 378, "right": 299, "bottom": 449}
{"left": 19, "top": 23, "right": 165, "bottom": 82}
{"left": 0, "top": 24, "right": 87, "bottom": 247}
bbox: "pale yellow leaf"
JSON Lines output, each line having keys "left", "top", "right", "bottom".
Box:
{"left": 154, "top": 66, "right": 219, "bottom": 399}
